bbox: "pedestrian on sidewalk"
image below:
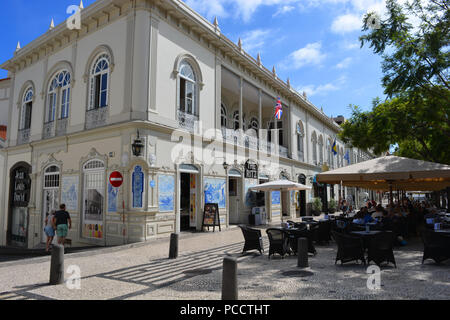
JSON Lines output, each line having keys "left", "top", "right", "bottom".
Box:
{"left": 53, "top": 204, "right": 72, "bottom": 246}
{"left": 44, "top": 210, "right": 56, "bottom": 252}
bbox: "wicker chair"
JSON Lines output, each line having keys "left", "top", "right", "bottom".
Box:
{"left": 367, "top": 231, "right": 397, "bottom": 267}
{"left": 238, "top": 225, "right": 264, "bottom": 255}
{"left": 266, "top": 228, "right": 290, "bottom": 259}
{"left": 286, "top": 226, "right": 317, "bottom": 255}
{"left": 316, "top": 220, "right": 332, "bottom": 244}
{"left": 421, "top": 230, "right": 450, "bottom": 264}
{"left": 331, "top": 231, "right": 366, "bottom": 265}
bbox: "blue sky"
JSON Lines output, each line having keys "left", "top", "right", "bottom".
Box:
{"left": 0, "top": 0, "right": 393, "bottom": 118}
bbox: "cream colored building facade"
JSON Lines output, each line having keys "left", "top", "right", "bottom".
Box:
{"left": 0, "top": 0, "right": 374, "bottom": 248}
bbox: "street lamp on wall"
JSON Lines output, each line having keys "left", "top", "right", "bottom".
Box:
{"left": 132, "top": 130, "right": 145, "bottom": 157}
{"left": 223, "top": 162, "right": 229, "bottom": 171}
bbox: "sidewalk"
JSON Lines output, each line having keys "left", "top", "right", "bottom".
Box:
{"left": 0, "top": 219, "right": 448, "bottom": 300}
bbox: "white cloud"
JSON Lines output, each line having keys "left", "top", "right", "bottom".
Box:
{"left": 272, "top": 5, "right": 295, "bottom": 17}
{"left": 184, "top": 0, "right": 301, "bottom": 22}
{"left": 239, "top": 29, "right": 272, "bottom": 54}
{"left": 287, "top": 42, "right": 327, "bottom": 69}
{"left": 336, "top": 57, "right": 353, "bottom": 69}
{"left": 297, "top": 75, "right": 347, "bottom": 96}
{"left": 331, "top": 13, "right": 363, "bottom": 34}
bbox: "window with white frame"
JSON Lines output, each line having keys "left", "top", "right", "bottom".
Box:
{"left": 20, "top": 87, "right": 33, "bottom": 130}
{"left": 42, "top": 165, "right": 60, "bottom": 242}
{"left": 89, "top": 53, "right": 110, "bottom": 110}
{"left": 178, "top": 60, "right": 197, "bottom": 116}
{"left": 46, "top": 70, "right": 71, "bottom": 123}
{"left": 82, "top": 159, "right": 105, "bottom": 240}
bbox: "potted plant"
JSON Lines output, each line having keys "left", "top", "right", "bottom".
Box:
{"left": 328, "top": 199, "right": 337, "bottom": 214}
{"left": 311, "top": 197, "right": 323, "bottom": 216}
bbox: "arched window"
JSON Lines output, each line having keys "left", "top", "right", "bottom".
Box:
{"left": 178, "top": 60, "right": 197, "bottom": 116}
{"left": 233, "top": 110, "right": 240, "bottom": 130}
{"left": 327, "top": 138, "right": 332, "bottom": 167}
{"left": 221, "top": 104, "right": 227, "bottom": 128}
{"left": 297, "top": 121, "right": 305, "bottom": 162}
{"left": 20, "top": 87, "right": 33, "bottom": 130}
{"left": 312, "top": 132, "right": 317, "bottom": 165}
{"left": 89, "top": 53, "right": 110, "bottom": 110}
{"left": 318, "top": 135, "right": 324, "bottom": 165}
{"left": 46, "top": 70, "right": 71, "bottom": 123}
{"left": 249, "top": 117, "right": 259, "bottom": 132}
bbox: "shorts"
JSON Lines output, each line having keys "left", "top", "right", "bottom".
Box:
{"left": 56, "top": 224, "right": 69, "bottom": 238}
{"left": 44, "top": 226, "right": 55, "bottom": 237}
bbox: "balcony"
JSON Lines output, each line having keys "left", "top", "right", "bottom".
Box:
{"left": 86, "top": 107, "right": 108, "bottom": 130}
{"left": 43, "top": 122, "right": 55, "bottom": 140}
{"left": 178, "top": 111, "right": 199, "bottom": 132}
{"left": 17, "top": 128, "right": 30, "bottom": 145}
{"left": 56, "top": 118, "right": 68, "bottom": 136}
{"left": 43, "top": 118, "right": 69, "bottom": 139}
{"left": 221, "top": 127, "right": 290, "bottom": 158}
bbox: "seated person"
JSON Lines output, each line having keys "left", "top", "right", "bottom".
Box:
{"left": 352, "top": 211, "right": 365, "bottom": 224}
{"left": 372, "top": 205, "right": 384, "bottom": 220}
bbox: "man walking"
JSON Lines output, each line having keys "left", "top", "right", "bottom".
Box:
{"left": 53, "top": 204, "right": 72, "bottom": 246}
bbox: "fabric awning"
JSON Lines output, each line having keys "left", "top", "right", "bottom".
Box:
{"left": 316, "top": 155, "right": 450, "bottom": 191}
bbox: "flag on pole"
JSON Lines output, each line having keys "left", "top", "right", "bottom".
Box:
{"left": 332, "top": 138, "right": 338, "bottom": 156}
{"left": 274, "top": 97, "right": 283, "bottom": 120}
{"left": 344, "top": 150, "right": 350, "bottom": 164}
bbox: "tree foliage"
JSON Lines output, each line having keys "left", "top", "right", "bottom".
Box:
{"left": 339, "top": 0, "right": 450, "bottom": 164}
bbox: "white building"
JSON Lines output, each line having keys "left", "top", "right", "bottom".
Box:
{"left": 0, "top": 0, "right": 374, "bottom": 249}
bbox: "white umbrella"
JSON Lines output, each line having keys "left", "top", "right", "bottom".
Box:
{"left": 249, "top": 179, "right": 312, "bottom": 192}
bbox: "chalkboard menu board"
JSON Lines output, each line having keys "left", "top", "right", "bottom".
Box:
{"left": 202, "top": 203, "right": 221, "bottom": 232}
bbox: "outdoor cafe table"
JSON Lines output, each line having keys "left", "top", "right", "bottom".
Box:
{"left": 433, "top": 229, "right": 450, "bottom": 234}
{"left": 350, "top": 230, "right": 383, "bottom": 250}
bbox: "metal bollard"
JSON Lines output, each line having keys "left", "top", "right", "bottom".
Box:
{"left": 169, "top": 233, "right": 179, "bottom": 259}
{"left": 297, "top": 238, "right": 309, "bottom": 268}
{"left": 222, "top": 256, "right": 238, "bottom": 300}
{"left": 49, "top": 244, "right": 65, "bottom": 285}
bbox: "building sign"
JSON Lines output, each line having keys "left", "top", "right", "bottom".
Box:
{"left": 245, "top": 160, "right": 258, "bottom": 179}
{"left": 10, "top": 165, "right": 31, "bottom": 245}
{"left": 12, "top": 167, "right": 31, "bottom": 207}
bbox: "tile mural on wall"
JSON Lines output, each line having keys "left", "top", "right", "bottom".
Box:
{"left": 132, "top": 166, "right": 144, "bottom": 208}
{"left": 204, "top": 178, "right": 226, "bottom": 209}
{"left": 108, "top": 183, "right": 119, "bottom": 213}
{"left": 61, "top": 176, "right": 79, "bottom": 211}
{"left": 159, "top": 174, "right": 175, "bottom": 212}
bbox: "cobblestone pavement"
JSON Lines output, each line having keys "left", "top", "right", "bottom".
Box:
{"left": 0, "top": 226, "right": 448, "bottom": 300}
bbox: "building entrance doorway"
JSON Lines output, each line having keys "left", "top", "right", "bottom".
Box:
{"left": 228, "top": 169, "right": 242, "bottom": 224}
{"left": 179, "top": 164, "right": 199, "bottom": 232}
{"left": 42, "top": 165, "right": 60, "bottom": 243}
{"left": 298, "top": 174, "right": 307, "bottom": 217}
